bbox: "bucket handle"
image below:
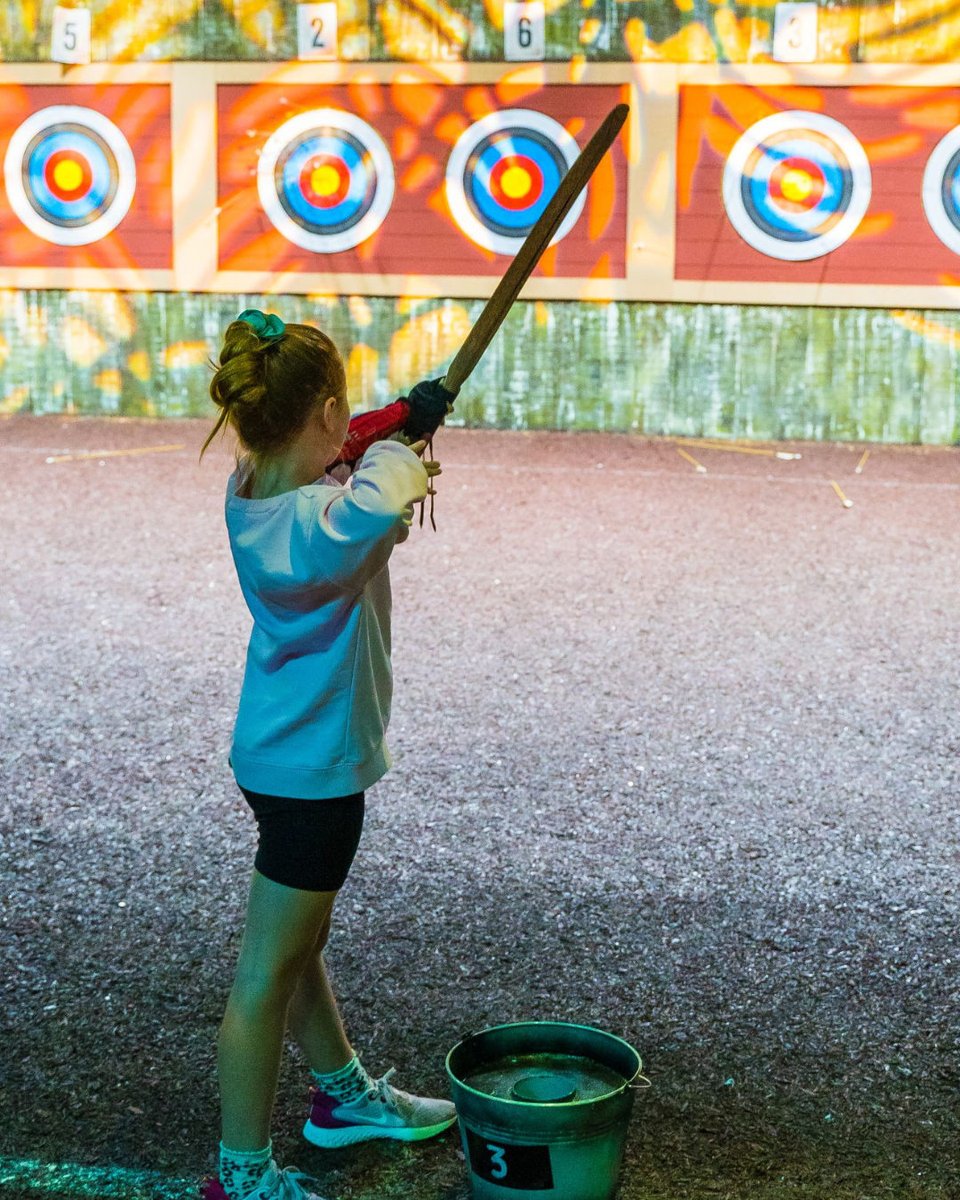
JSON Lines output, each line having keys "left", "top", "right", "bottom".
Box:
{"left": 630, "top": 1073, "right": 653, "bottom": 1091}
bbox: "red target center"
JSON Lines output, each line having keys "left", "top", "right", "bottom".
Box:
{"left": 44, "top": 149, "right": 93, "bottom": 201}
{"left": 769, "top": 157, "right": 825, "bottom": 211}
{"left": 489, "top": 154, "right": 543, "bottom": 210}
{"left": 299, "top": 154, "right": 350, "bottom": 208}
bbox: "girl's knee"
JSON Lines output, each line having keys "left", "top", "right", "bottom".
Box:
{"left": 232, "top": 949, "right": 311, "bottom": 1006}
{"left": 231, "top": 876, "right": 338, "bottom": 1003}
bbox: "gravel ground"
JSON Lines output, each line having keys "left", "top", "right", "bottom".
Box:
{"left": 1, "top": 415, "right": 958, "bottom": 1200}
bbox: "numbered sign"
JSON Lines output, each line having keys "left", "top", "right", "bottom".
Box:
{"left": 504, "top": 1, "right": 546, "bottom": 61}
{"left": 772, "top": 2, "right": 818, "bottom": 62}
{"left": 464, "top": 1129, "right": 554, "bottom": 1190}
{"left": 297, "top": 2, "right": 338, "bottom": 60}
{"left": 51, "top": 6, "right": 91, "bottom": 65}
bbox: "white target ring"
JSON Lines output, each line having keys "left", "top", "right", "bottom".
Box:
{"left": 922, "top": 126, "right": 960, "bottom": 256}
{"left": 445, "top": 109, "right": 586, "bottom": 257}
{"left": 256, "top": 109, "right": 394, "bottom": 254}
{"left": 3, "top": 105, "right": 136, "bottom": 246}
{"left": 722, "top": 110, "right": 871, "bottom": 262}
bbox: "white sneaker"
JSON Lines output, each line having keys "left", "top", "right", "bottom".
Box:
{"left": 201, "top": 1160, "right": 328, "bottom": 1200}
{"left": 303, "top": 1067, "right": 458, "bottom": 1147}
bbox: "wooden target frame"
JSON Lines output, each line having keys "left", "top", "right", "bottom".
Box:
{"left": 4, "top": 62, "right": 960, "bottom": 308}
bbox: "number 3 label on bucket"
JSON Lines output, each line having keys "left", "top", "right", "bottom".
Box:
{"left": 465, "top": 1129, "right": 554, "bottom": 1190}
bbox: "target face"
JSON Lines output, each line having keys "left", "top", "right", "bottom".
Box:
{"left": 256, "top": 109, "right": 394, "bottom": 253}
{"left": 3, "top": 105, "right": 136, "bottom": 246}
{"left": 445, "top": 109, "right": 586, "bottom": 256}
{"left": 921, "top": 127, "right": 960, "bottom": 256}
{"left": 722, "top": 111, "right": 871, "bottom": 262}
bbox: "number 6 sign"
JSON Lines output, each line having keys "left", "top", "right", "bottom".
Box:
{"left": 297, "top": 2, "right": 338, "bottom": 60}
{"left": 504, "top": 1, "right": 546, "bottom": 61}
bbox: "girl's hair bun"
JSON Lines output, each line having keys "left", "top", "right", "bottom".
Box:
{"left": 201, "top": 316, "right": 346, "bottom": 461}
{"left": 221, "top": 316, "right": 272, "bottom": 361}
{"left": 210, "top": 320, "right": 270, "bottom": 414}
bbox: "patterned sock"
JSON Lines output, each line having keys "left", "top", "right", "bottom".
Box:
{"left": 311, "top": 1053, "right": 373, "bottom": 1105}
{"left": 218, "top": 1141, "right": 272, "bottom": 1200}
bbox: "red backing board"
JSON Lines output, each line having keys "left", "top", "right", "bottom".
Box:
{"left": 217, "top": 81, "right": 628, "bottom": 279}
{"left": 0, "top": 84, "right": 172, "bottom": 270}
{"left": 676, "top": 84, "right": 960, "bottom": 287}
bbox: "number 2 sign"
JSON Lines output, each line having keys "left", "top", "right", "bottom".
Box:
{"left": 297, "top": 2, "right": 338, "bottom": 60}
{"left": 504, "top": 1, "right": 546, "bottom": 61}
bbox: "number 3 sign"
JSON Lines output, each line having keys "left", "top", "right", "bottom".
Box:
{"left": 297, "top": 2, "right": 338, "bottom": 60}
{"left": 504, "top": 1, "right": 546, "bottom": 61}
{"left": 464, "top": 1129, "right": 554, "bottom": 1190}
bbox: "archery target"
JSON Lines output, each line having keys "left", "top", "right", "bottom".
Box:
{"left": 445, "top": 109, "right": 586, "bottom": 256}
{"left": 722, "top": 111, "right": 871, "bottom": 262}
{"left": 3, "top": 105, "right": 136, "bottom": 246}
{"left": 257, "top": 109, "right": 394, "bottom": 253}
{"left": 922, "top": 127, "right": 960, "bottom": 256}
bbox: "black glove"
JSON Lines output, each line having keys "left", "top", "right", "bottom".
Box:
{"left": 401, "top": 377, "right": 457, "bottom": 441}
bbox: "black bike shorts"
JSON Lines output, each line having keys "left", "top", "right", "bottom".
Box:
{"left": 239, "top": 787, "right": 365, "bottom": 892}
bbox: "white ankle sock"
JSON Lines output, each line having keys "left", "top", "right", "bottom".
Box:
{"left": 219, "top": 1140, "right": 272, "bottom": 1200}
{"left": 310, "top": 1054, "right": 372, "bottom": 1104}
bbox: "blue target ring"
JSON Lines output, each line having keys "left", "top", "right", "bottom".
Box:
{"left": 446, "top": 109, "right": 586, "bottom": 256}
{"left": 741, "top": 139, "right": 849, "bottom": 241}
{"left": 467, "top": 132, "right": 562, "bottom": 233}
{"left": 722, "top": 111, "right": 871, "bottom": 262}
{"left": 257, "top": 109, "right": 394, "bottom": 254}
{"left": 26, "top": 128, "right": 114, "bottom": 225}
{"left": 279, "top": 134, "right": 371, "bottom": 234}
{"left": 922, "top": 127, "right": 960, "bottom": 256}
{"left": 3, "top": 105, "right": 135, "bottom": 246}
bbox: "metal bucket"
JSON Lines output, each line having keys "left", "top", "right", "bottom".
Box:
{"left": 446, "top": 1021, "right": 643, "bottom": 1200}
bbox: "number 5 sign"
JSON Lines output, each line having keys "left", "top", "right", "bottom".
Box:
{"left": 504, "top": 1, "right": 546, "bottom": 61}
{"left": 51, "top": 6, "right": 91, "bottom": 64}
{"left": 297, "top": 2, "right": 338, "bottom": 60}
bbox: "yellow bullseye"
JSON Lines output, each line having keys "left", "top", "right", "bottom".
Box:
{"left": 780, "top": 168, "right": 814, "bottom": 203}
{"left": 500, "top": 164, "right": 533, "bottom": 200}
{"left": 310, "top": 163, "right": 341, "bottom": 198}
{"left": 52, "top": 158, "right": 84, "bottom": 193}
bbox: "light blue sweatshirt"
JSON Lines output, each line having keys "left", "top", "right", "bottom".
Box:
{"left": 224, "top": 439, "right": 428, "bottom": 799}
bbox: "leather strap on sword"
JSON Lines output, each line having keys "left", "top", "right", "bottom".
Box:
{"left": 442, "top": 102, "right": 629, "bottom": 396}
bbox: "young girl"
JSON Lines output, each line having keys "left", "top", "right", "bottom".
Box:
{"left": 199, "top": 309, "right": 457, "bottom": 1200}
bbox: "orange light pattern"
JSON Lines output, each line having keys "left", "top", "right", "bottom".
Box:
{"left": 217, "top": 81, "right": 628, "bottom": 281}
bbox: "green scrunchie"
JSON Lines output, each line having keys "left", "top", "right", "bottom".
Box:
{"left": 237, "top": 308, "right": 285, "bottom": 343}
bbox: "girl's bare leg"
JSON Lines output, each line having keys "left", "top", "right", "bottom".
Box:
{"left": 287, "top": 933, "right": 354, "bottom": 1075}
{"left": 217, "top": 870, "right": 338, "bottom": 1150}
